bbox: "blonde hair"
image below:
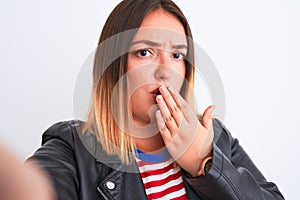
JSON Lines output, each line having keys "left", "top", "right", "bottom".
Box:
{"left": 83, "top": 0, "right": 195, "bottom": 164}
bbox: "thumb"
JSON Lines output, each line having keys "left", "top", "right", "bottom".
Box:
{"left": 202, "top": 105, "right": 215, "bottom": 129}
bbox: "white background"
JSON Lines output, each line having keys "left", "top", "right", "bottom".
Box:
{"left": 0, "top": 0, "right": 299, "bottom": 199}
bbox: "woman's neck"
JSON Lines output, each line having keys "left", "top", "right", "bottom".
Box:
{"left": 133, "top": 133, "right": 165, "bottom": 154}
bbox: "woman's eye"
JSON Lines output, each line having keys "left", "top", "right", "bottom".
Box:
{"left": 172, "top": 52, "right": 185, "bottom": 60}
{"left": 135, "top": 49, "right": 151, "bottom": 57}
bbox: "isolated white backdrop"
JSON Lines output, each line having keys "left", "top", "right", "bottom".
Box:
{"left": 0, "top": 0, "right": 299, "bottom": 199}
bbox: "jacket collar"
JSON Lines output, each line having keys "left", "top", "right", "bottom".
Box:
{"left": 75, "top": 121, "right": 140, "bottom": 173}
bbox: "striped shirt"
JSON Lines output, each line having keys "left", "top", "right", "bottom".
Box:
{"left": 135, "top": 149, "right": 188, "bottom": 200}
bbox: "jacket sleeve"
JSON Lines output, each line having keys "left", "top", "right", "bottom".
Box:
{"left": 183, "top": 119, "right": 284, "bottom": 200}
{"left": 27, "top": 122, "right": 79, "bottom": 200}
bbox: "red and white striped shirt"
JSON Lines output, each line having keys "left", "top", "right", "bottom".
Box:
{"left": 135, "top": 149, "right": 188, "bottom": 200}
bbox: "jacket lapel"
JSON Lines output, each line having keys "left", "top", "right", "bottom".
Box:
{"left": 75, "top": 123, "right": 147, "bottom": 199}
{"left": 96, "top": 167, "right": 147, "bottom": 200}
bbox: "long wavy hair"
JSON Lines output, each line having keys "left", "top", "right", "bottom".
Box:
{"left": 84, "top": 0, "right": 195, "bottom": 164}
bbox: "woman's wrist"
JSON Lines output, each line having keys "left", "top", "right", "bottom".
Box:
{"left": 194, "top": 151, "right": 213, "bottom": 177}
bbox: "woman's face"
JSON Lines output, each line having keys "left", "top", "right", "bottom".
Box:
{"left": 127, "top": 9, "right": 187, "bottom": 126}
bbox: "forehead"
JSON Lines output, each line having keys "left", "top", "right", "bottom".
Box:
{"left": 140, "top": 9, "right": 185, "bottom": 33}
{"left": 132, "top": 9, "right": 187, "bottom": 46}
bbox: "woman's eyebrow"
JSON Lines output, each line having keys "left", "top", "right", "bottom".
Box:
{"left": 131, "top": 39, "right": 161, "bottom": 47}
{"left": 172, "top": 44, "right": 188, "bottom": 50}
{"left": 131, "top": 39, "right": 187, "bottom": 50}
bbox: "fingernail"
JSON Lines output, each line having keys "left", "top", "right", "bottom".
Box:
{"left": 160, "top": 87, "right": 167, "bottom": 94}
{"left": 211, "top": 105, "right": 216, "bottom": 112}
{"left": 210, "top": 105, "right": 216, "bottom": 115}
{"left": 156, "top": 110, "right": 161, "bottom": 117}
{"left": 156, "top": 95, "right": 162, "bottom": 102}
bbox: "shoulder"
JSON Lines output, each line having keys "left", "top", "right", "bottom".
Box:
{"left": 40, "top": 120, "right": 106, "bottom": 161}
{"left": 212, "top": 118, "right": 232, "bottom": 139}
{"left": 41, "top": 120, "right": 84, "bottom": 147}
{"left": 212, "top": 118, "right": 236, "bottom": 153}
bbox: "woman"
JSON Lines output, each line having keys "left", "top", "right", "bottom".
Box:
{"left": 29, "top": 0, "right": 284, "bottom": 199}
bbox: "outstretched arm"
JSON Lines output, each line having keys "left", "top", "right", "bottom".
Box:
{"left": 0, "top": 143, "right": 54, "bottom": 200}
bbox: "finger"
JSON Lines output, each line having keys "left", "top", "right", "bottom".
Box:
{"left": 167, "top": 87, "right": 193, "bottom": 121}
{"left": 202, "top": 105, "right": 215, "bottom": 129}
{"left": 156, "top": 110, "right": 172, "bottom": 143}
{"left": 159, "top": 87, "right": 182, "bottom": 126}
{"left": 167, "top": 87, "right": 184, "bottom": 109}
{"left": 156, "top": 95, "right": 179, "bottom": 133}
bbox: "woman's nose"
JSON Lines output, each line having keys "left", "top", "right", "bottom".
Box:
{"left": 154, "top": 51, "right": 171, "bottom": 81}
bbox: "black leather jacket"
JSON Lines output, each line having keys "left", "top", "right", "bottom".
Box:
{"left": 29, "top": 119, "right": 284, "bottom": 200}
